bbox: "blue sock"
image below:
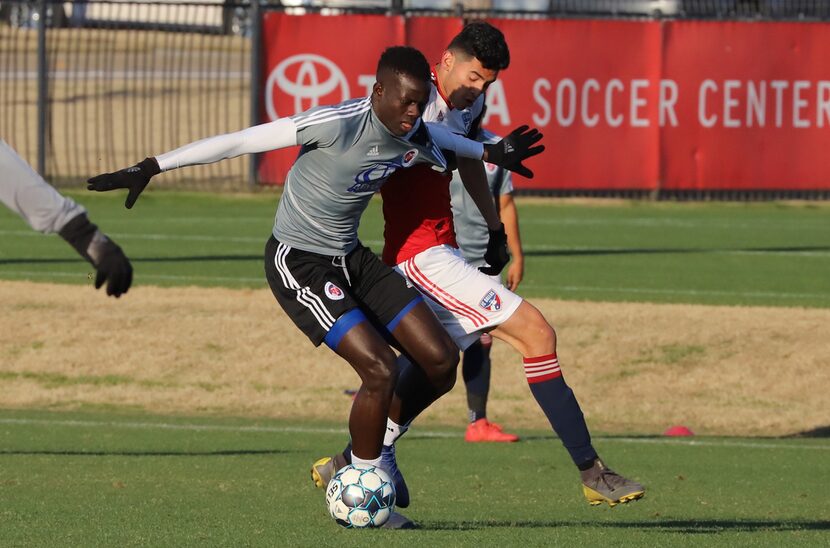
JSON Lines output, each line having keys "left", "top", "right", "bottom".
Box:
{"left": 524, "top": 353, "right": 598, "bottom": 467}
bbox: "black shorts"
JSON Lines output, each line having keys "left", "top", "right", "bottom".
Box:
{"left": 264, "top": 236, "right": 422, "bottom": 347}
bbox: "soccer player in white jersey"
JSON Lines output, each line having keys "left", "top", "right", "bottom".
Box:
{"left": 0, "top": 139, "right": 132, "bottom": 297}
{"left": 312, "top": 23, "right": 645, "bottom": 513}
{"left": 87, "top": 46, "right": 543, "bottom": 528}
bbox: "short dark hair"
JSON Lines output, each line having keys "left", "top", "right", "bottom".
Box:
{"left": 447, "top": 22, "right": 510, "bottom": 71}
{"left": 376, "top": 46, "right": 431, "bottom": 83}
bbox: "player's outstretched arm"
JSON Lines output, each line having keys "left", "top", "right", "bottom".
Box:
{"left": 426, "top": 123, "right": 545, "bottom": 178}
{"left": 87, "top": 118, "right": 300, "bottom": 208}
{"left": 0, "top": 140, "right": 133, "bottom": 297}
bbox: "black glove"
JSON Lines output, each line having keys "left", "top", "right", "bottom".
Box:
{"left": 59, "top": 214, "right": 133, "bottom": 298}
{"left": 483, "top": 125, "right": 545, "bottom": 178}
{"left": 87, "top": 157, "right": 160, "bottom": 209}
{"left": 479, "top": 223, "right": 510, "bottom": 276}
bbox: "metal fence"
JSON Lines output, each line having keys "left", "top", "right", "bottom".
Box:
{"left": 1, "top": 0, "right": 252, "bottom": 189}
{"left": 2, "top": 0, "right": 830, "bottom": 191}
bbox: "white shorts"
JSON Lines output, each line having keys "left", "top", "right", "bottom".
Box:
{"left": 395, "top": 245, "right": 523, "bottom": 351}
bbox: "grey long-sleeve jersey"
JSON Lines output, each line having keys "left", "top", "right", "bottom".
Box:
{"left": 0, "top": 139, "right": 85, "bottom": 233}
{"left": 155, "top": 97, "right": 484, "bottom": 257}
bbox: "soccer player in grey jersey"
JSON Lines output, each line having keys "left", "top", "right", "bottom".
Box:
{"left": 314, "top": 24, "right": 643, "bottom": 513}
{"left": 87, "top": 46, "right": 542, "bottom": 526}
{"left": 1, "top": 139, "right": 132, "bottom": 297}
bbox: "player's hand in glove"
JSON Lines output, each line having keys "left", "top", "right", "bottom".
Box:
{"left": 479, "top": 223, "right": 510, "bottom": 276}
{"left": 59, "top": 214, "right": 133, "bottom": 297}
{"left": 87, "top": 157, "right": 161, "bottom": 209}
{"left": 483, "top": 125, "right": 544, "bottom": 178}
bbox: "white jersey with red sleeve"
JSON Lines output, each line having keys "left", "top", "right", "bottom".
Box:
{"left": 382, "top": 70, "right": 523, "bottom": 350}
{"left": 380, "top": 67, "right": 486, "bottom": 266}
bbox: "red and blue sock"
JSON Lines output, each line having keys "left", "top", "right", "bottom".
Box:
{"left": 524, "top": 353, "right": 598, "bottom": 468}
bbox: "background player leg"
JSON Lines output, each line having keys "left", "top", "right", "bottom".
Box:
{"left": 462, "top": 334, "right": 519, "bottom": 443}
{"left": 463, "top": 337, "right": 491, "bottom": 423}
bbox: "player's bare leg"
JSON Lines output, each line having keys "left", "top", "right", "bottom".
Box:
{"left": 491, "top": 301, "right": 645, "bottom": 506}
{"left": 333, "top": 321, "right": 401, "bottom": 463}
{"left": 311, "top": 314, "right": 439, "bottom": 528}
{"left": 311, "top": 301, "right": 458, "bottom": 513}
{"left": 379, "top": 302, "right": 460, "bottom": 509}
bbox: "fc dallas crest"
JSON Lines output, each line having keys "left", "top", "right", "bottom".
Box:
{"left": 479, "top": 289, "right": 501, "bottom": 311}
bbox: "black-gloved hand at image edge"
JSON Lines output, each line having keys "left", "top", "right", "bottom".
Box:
{"left": 59, "top": 214, "right": 133, "bottom": 297}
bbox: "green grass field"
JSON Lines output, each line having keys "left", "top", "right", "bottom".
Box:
{"left": 1, "top": 409, "right": 828, "bottom": 546}
{"left": 1, "top": 191, "right": 829, "bottom": 307}
{"left": 2, "top": 191, "right": 830, "bottom": 544}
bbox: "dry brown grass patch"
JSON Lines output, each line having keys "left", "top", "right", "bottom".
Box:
{"left": 2, "top": 280, "right": 828, "bottom": 436}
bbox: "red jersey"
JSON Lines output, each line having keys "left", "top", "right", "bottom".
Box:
{"left": 380, "top": 69, "right": 486, "bottom": 266}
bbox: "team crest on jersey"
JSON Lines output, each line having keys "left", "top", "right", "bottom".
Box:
{"left": 402, "top": 149, "right": 419, "bottom": 167}
{"left": 324, "top": 281, "right": 345, "bottom": 300}
{"left": 479, "top": 289, "right": 501, "bottom": 312}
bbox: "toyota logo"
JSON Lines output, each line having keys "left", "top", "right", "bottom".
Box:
{"left": 265, "top": 54, "right": 350, "bottom": 121}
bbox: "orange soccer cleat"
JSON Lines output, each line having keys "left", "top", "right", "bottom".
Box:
{"left": 464, "top": 418, "right": 520, "bottom": 443}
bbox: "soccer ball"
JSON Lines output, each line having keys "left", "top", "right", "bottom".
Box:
{"left": 325, "top": 463, "right": 396, "bottom": 528}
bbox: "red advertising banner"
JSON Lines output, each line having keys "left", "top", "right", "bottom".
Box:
{"left": 260, "top": 14, "right": 830, "bottom": 191}
{"left": 661, "top": 21, "right": 830, "bottom": 190}
{"left": 485, "top": 18, "right": 663, "bottom": 190}
{"left": 259, "top": 13, "right": 405, "bottom": 182}
{"left": 405, "top": 16, "right": 464, "bottom": 68}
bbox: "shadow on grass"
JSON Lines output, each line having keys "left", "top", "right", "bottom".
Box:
{"left": 3, "top": 244, "right": 829, "bottom": 267}
{"left": 0, "top": 255, "right": 261, "bottom": 266}
{"left": 418, "top": 518, "right": 830, "bottom": 533}
{"left": 789, "top": 426, "right": 830, "bottom": 438}
{"left": 0, "top": 449, "right": 292, "bottom": 457}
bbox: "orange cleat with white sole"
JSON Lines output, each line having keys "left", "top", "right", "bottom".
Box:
{"left": 464, "top": 418, "right": 519, "bottom": 443}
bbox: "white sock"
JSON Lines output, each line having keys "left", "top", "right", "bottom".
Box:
{"left": 351, "top": 452, "right": 382, "bottom": 469}
{"left": 383, "top": 418, "right": 409, "bottom": 447}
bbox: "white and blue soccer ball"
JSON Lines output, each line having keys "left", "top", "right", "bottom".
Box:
{"left": 326, "top": 463, "right": 396, "bottom": 528}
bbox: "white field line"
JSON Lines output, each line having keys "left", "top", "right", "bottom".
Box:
{"left": 523, "top": 245, "right": 830, "bottom": 258}
{"left": 523, "top": 217, "right": 830, "bottom": 230}
{"left": 0, "top": 418, "right": 826, "bottom": 451}
{"left": 525, "top": 284, "right": 830, "bottom": 301}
